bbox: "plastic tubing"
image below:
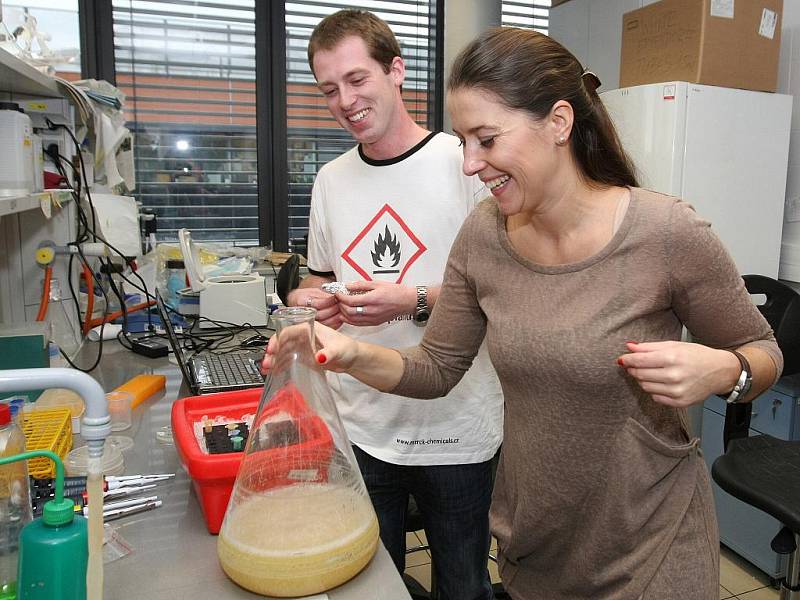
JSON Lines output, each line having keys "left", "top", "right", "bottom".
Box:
{"left": 35, "top": 265, "right": 53, "bottom": 322}
{"left": 0, "top": 450, "right": 64, "bottom": 503}
{"left": 82, "top": 263, "right": 94, "bottom": 335}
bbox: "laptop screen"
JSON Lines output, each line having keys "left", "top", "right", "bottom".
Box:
{"left": 154, "top": 290, "right": 195, "bottom": 390}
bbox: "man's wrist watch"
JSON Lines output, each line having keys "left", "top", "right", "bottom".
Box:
{"left": 413, "top": 285, "right": 430, "bottom": 325}
{"left": 725, "top": 350, "right": 753, "bottom": 404}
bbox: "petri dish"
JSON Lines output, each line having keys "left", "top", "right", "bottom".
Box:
{"left": 106, "top": 435, "right": 135, "bottom": 453}
{"left": 66, "top": 444, "right": 125, "bottom": 477}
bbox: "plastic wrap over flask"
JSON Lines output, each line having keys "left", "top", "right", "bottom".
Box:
{"left": 217, "top": 307, "right": 378, "bottom": 597}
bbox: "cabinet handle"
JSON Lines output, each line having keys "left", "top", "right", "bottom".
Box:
{"left": 771, "top": 398, "right": 782, "bottom": 419}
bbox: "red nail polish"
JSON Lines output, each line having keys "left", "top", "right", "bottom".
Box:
{"left": 617, "top": 358, "right": 625, "bottom": 366}
{"left": 317, "top": 353, "right": 327, "bottom": 364}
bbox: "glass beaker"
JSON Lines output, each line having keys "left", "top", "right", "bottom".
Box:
{"left": 217, "top": 307, "right": 378, "bottom": 597}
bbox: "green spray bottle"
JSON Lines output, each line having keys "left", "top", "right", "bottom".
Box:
{"left": 0, "top": 450, "right": 87, "bottom": 600}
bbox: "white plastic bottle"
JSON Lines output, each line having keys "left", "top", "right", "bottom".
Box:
{"left": 0, "top": 403, "right": 32, "bottom": 600}
{"left": 0, "top": 102, "right": 34, "bottom": 197}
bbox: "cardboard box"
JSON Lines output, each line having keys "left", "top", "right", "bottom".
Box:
{"left": 620, "top": 0, "right": 782, "bottom": 92}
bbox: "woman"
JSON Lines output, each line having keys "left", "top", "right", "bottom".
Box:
{"left": 265, "top": 28, "right": 782, "bottom": 599}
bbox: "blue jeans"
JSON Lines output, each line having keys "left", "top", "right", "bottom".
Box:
{"left": 352, "top": 445, "right": 495, "bottom": 600}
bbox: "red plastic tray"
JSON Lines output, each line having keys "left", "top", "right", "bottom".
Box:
{"left": 171, "top": 386, "right": 334, "bottom": 534}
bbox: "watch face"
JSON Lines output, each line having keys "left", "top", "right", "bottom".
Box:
{"left": 414, "top": 310, "right": 430, "bottom": 323}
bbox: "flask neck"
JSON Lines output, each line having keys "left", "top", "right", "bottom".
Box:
{"left": 270, "top": 307, "right": 316, "bottom": 365}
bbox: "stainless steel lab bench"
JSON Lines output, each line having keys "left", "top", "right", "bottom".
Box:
{"left": 73, "top": 339, "right": 410, "bottom": 600}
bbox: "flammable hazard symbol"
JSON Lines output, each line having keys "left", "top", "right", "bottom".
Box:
{"left": 341, "top": 204, "right": 427, "bottom": 283}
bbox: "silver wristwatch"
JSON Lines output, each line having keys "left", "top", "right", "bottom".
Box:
{"left": 413, "top": 285, "right": 430, "bottom": 325}
{"left": 725, "top": 350, "right": 752, "bottom": 404}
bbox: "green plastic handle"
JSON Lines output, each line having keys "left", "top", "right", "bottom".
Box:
{"left": 0, "top": 451, "right": 65, "bottom": 503}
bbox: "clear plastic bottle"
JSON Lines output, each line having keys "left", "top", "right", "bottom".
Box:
{"left": 98, "top": 263, "right": 125, "bottom": 313}
{"left": 0, "top": 403, "right": 32, "bottom": 600}
{"left": 164, "top": 259, "right": 186, "bottom": 309}
{"left": 217, "top": 307, "right": 378, "bottom": 597}
{"left": 47, "top": 278, "right": 79, "bottom": 360}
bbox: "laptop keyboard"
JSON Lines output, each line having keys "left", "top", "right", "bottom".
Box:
{"left": 204, "top": 353, "right": 263, "bottom": 386}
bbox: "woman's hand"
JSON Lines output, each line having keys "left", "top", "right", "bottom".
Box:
{"left": 617, "top": 341, "right": 740, "bottom": 408}
{"left": 260, "top": 320, "right": 361, "bottom": 375}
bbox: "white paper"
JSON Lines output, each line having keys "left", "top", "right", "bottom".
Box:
{"left": 710, "top": 0, "right": 734, "bottom": 18}
{"left": 759, "top": 8, "right": 778, "bottom": 40}
{"left": 39, "top": 193, "right": 51, "bottom": 219}
{"left": 88, "top": 193, "right": 141, "bottom": 257}
{"left": 97, "top": 112, "right": 126, "bottom": 188}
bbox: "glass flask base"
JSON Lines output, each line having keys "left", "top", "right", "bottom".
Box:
{"left": 217, "top": 484, "right": 379, "bottom": 597}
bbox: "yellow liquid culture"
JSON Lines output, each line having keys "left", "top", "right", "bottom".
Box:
{"left": 217, "top": 483, "right": 379, "bottom": 597}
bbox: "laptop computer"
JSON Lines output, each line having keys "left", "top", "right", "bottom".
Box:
{"left": 155, "top": 290, "right": 265, "bottom": 395}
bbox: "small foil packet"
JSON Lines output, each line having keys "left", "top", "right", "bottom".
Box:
{"left": 321, "top": 281, "right": 350, "bottom": 295}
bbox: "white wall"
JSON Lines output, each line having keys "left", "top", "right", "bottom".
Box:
{"left": 550, "top": 0, "right": 800, "bottom": 283}
{"left": 444, "top": 0, "right": 502, "bottom": 133}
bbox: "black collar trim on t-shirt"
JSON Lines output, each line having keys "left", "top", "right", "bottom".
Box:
{"left": 358, "top": 131, "right": 439, "bottom": 166}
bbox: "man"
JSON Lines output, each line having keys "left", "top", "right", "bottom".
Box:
{"left": 288, "top": 10, "right": 503, "bottom": 599}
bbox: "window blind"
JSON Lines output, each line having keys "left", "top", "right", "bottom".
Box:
{"left": 112, "top": 0, "right": 258, "bottom": 243}
{"left": 501, "top": 1, "right": 550, "bottom": 33}
{"left": 111, "top": 0, "right": 439, "bottom": 249}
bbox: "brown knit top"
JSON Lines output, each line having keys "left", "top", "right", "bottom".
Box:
{"left": 392, "top": 188, "right": 782, "bottom": 599}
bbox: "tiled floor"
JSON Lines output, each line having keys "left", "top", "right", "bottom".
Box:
{"left": 718, "top": 546, "right": 780, "bottom": 600}
{"left": 402, "top": 534, "right": 781, "bottom": 599}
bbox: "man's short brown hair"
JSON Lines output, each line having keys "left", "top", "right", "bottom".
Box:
{"left": 308, "top": 9, "right": 402, "bottom": 77}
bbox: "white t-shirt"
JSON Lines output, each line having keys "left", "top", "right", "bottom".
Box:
{"left": 307, "top": 132, "right": 504, "bottom": 465}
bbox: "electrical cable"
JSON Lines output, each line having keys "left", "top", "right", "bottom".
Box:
{"left": 43, "top": 121, "right": 111, "bottom": 371}
{"left": 47, "top": 119, "right": 155, "bottom": 326}
{"left": 45, "top": 120, "right": 271, "bottom": 366}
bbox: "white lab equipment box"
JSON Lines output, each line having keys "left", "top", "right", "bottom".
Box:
{"left": 601, "top": 81, "right": 792, "bottom": 278}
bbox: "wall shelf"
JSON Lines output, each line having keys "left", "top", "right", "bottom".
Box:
{"left": 0, "top": 190, "right": 73, "bottom": 219}
{"left": 0, "top": 46, "right": 60, "bottom": 98}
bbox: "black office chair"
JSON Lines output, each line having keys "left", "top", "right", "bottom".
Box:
{"left": 712, "top": 275, "right": 800, "bottom": 599}
{"left": 275, "top": 253, "right": 301, "bottom": 306}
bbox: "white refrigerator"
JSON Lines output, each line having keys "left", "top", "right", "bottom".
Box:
{"left": 601, "top": 81, "right": 792, "bottom": 279}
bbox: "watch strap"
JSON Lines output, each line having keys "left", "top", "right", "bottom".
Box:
{"left": 415, "top": 286, "right": 428, "bottom": 312}
{"left": 414, "top": 285, "right": 430, "bottom": 323}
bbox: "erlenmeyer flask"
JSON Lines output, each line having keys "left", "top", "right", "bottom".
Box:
{"left": 217, "top": 307, "right": 379, "bottom": 597}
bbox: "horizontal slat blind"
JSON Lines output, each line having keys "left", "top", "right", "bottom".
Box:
{"left": 111, "top": 1, "right": 439, "bottom": 247}
{"left": 501, "top": 1, "right": 550, "bottom": 33}
{"left": 112, "top": 0, "right": 258, "bottom": 243}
